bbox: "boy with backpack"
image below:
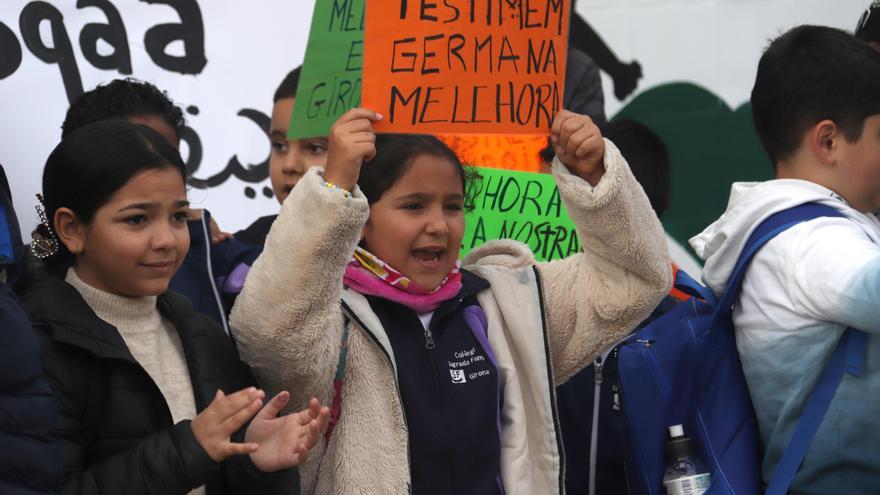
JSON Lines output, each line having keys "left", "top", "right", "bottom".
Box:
{"left": 690, "top": 25, "right": 880, "bottom": 493}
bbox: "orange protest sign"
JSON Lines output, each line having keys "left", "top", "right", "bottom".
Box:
{"left": 363, "top": 0, "right": 569, "bottom": 135}
{"left": 439, "top": 134, "right": 548, "bottom": 173}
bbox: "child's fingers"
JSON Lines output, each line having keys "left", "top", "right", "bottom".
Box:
{"left": 316, "top": 406, "right": 330, "bottom": 431}
{"left": 550, "top": 109, "right": 574, "bottom": 144}
{"left": 343, "top": 117, "right": 378, "bottom": 133}
{"left": 307, "top": 397, "right": 321, "bottom": 420}
{"left": 281, "top": 443, "right": 309, "bottom": 469}
{"left": 566, "top": 125, "right": 598, "bottom": 156}
{"left": 211, "top": 387, "right": 263, "bottom": 419}
{"left": 211, "top": 231, "right": 232, "bottom": 245}
{"left": 351, "top": 142, "right": 377, "bottom": 164}
{"left": 558, "top": 116, "right": 587, "bottom": 152}
{"left": 335, "top": 108, "right": 383, "bottom": 126}
{"left": 200, "top": 389, "right": 226, "bottom": 418}
{"left": 349, "top": 131, "right": 376, "bottom": 145}
{"left": 295, "top": 445, "right": 309, "bottom": 464}
{"left": 304, "top": 418, "right": 322, "bottom": 449}
{"left": 222, "top": 441, "right": 260, "bottom": 458}
{"left": 221, "top": 398, "right": 264, "bottom": 434}
{"left": 256, "top": 391, "right": 290, "bottom": 421}
{"left": 574, "top": 133, "right": 603, "bottom": 160}
{"left": 295, "top": 442, "right": 310, "bottom": 464}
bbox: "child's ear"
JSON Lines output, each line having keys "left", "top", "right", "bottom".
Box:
{"left": 809, "top": 119, "right": 839, "bottom": 166}
{"left": 54, "top": 207, "right": 86, "bottom": 255}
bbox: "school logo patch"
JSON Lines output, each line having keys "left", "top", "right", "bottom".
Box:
{"left": 449, "top": 369, "right": 467, "bottom": 384}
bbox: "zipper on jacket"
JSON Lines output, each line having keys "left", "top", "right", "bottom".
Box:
{"left": 589, "top": 356, "right": 603, "bottom": 495}
{"left": 199, "top": 215, "right": 230, "bottom": 335}
{"left": 588, "top": 345, "right": 613, "bottom": 495}
{"left": 424, "top": 322, "right": 458, "bottom": 490}
{"left": 423, "top": 326, "right": 436, "bottom": 349}
{"left": 532, "top": 266, "right": 566, "bottom": 494}
{"left": 341, "top": 303, "right": 414, "bottom": 494}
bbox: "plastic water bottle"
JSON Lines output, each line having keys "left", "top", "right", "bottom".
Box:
{"left": 662, "top": 424, "right": 712, "bottom": 495}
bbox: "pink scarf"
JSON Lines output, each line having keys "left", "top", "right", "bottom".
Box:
{"left": 343, "top": 247, "right": 462, "bottom": 313}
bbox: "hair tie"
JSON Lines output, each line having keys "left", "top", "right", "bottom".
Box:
{"left": 30, "top": 193, "right": 59, "bottom": 259}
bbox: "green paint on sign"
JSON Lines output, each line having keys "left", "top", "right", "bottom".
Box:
{"left": 462, "top": 167, "right": 579, "bottom": 262}
{"left": 289, "top": 0, "right": 365, "bottom": 139}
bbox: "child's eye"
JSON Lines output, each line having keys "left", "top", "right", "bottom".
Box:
{"left": 271, "top": 140, "right": 288, "bottom": 153}
{"left": 173, "top": 211, "right": 190, "bottom": 223}
{"left": 125, "top": 215, "right": 147, "bottom": 226}
{"left": 307, "top": 142, "right": 327, "bottom": 155}
{"left": 446, "top": 203, "right": 464, "bottom": 212}
{"left": 402, "top": 203, "right": 423, "bottom": 211}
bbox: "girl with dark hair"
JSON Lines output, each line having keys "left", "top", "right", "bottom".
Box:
{"left": 230, "top": 108, "right": 671, "bottom": 494}
{"left": 20, "top": 120, "right": 329, "bottom": 495}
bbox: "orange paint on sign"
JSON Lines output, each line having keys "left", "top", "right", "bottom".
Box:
{"left": 364, "top": 0, "right": 569, "bottom": 135}
{"left": 439, "top": 134, "right": 548, "bottom": 173}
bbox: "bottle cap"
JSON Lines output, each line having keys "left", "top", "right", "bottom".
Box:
{"left": 666, "top": 424, "right": 693, "bottom": 460}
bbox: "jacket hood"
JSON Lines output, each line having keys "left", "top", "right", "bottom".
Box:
{"left": 689, "top": 179, "right": 880, "bottom": 294}
{"left": 0, "top": 165, "right": 24, "bottom": 285}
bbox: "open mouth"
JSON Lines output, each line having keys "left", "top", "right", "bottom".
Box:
{"left": 412, "top": 247, "right": 445, "bottom": 267}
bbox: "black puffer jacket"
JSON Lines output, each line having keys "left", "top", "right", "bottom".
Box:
{"left": 0, "top": 164, "right": 61, "bottom": 494}
{"left": 20, "top": 276, "right": 299, "bottom": 495}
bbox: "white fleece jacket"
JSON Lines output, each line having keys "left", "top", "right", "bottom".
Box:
{"left": 230, "top": 141, "right": 671, "bottom": 495}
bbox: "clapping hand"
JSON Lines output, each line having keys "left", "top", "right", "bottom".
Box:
{"left": 245, "top": 393, "right": 330, "bottom": 472}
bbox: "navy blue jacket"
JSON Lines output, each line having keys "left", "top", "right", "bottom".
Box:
{"left": 556, "top": 295, "right": 681, "bottom": 495}
{"left": 170, "top": 211, "right": 261, "bottom": 330}
{"left": 366, "top": 270, "right": 504, "bottom": 495}
{"left": 235, "top": 214, "right": 276, "bottom": 247}
{"left": 0, "top": 165, "right": 62, "bottom": 494}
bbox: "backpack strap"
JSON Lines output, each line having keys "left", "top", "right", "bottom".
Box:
{"left": 709, "top": 203, "right": 846, "bottom": 326}
{"left": 765, "top": 328, "right": 868, "bottom": 494}
{"left": 705, "top": 202, "right": 869, "bottom": 493}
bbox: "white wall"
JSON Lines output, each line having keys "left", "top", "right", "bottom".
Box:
{"left": 582, "top": 0, "right": 867, "bottom": 116}
{"left": 1, "top": 0, "right": 312, "bottom": 234}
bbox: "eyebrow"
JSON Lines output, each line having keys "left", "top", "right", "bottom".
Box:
{"left": 270, "top": 129, "right": 288, "bottom": 139}
{"left": 117, "top": 199, "right": 189, "bottom": 212}
{"left": 395, "top": 192, "right": 464, "bottom": 202}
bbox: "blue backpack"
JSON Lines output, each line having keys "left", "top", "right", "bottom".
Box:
{"left": 616, "top": 203, "right": 869, "bottom": 494}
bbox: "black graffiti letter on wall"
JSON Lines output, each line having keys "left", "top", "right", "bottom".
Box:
{"left": 180, "top": 130, "right": 203, "bottom": 179}
{"left": 0, "top": 22, "right": 22, "bottom": 79}
{"left": 141, "top": 0, "right": 207, "bottom": 74}
{"left": 187, "top": 109, "right": 270, "bottom": 189}
{"left": 77, "top": 0, "right": 132, "bottom": 74}
{"left": 19, "top": 2, "right": 83, "bottom": 103}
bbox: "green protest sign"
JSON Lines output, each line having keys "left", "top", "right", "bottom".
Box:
{"left": 289, "top": 0, "right": 365, "bottom": 139}
{"left": 462, "top": 167, "right": 579, "bottom": 262}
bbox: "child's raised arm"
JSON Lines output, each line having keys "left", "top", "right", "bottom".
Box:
{"left": 540, "top": 110, "right": 671, "bottom": 382}
{"left": 229, "top": 109, "right": 381, "bottom": 421}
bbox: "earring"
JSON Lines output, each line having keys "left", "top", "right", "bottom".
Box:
{"left": 30, "top": 193, "right": 59, "bottom": 259}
